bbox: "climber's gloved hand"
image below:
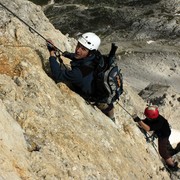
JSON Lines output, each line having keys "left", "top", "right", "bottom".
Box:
{"left": 132, "top": 114, "right": 141, "bottom": 122}
{"left": 62, "top": 51, "right": 71, "bottom": 57}
{"left": 46, "top": 40, "right": 56, "bottom": 52}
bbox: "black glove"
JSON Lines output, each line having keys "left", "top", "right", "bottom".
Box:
{"left": 62, "top": 51, "right": 71, "bottom": 57}
{"left": 46, "top": 40, "right": 56, "bottom": 52}
{"left": 132, "top": 114, "right": 141, "bottom": 122}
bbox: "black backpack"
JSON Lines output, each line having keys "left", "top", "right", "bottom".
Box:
{"left": 91, "top": 43, "right": 123, "bottom": 104}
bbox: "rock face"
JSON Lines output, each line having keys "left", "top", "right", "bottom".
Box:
{"left": 0, "top": 0, "right": 179, "bottom": 179}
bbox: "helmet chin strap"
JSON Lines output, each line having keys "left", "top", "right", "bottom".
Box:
{"left": 88, "top": 50, "right": 96, "bottom": 56}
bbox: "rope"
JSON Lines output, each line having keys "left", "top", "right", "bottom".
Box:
{"left": 117, "top": 101, "right": 133, "bottom": 117}
{"left": 0, "top": 2, "right": 63, "bottom": 53}
{"left": 117, "top": 101, "right": 157, "bottom": 143}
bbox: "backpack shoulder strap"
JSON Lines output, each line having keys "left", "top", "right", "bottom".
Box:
{"left": 79, "top": 51, "right": 105, "bottom": 77}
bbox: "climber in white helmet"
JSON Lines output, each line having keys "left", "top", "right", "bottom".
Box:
{"left": 47, "top": 32, "right": 115, "bottom": 121}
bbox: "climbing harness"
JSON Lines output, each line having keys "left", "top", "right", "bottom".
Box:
{"left": 138, "top": 125, "right": 157, "bottom": 143}
{"left": 0, "top": 2, "right": 63, "bottom": 53}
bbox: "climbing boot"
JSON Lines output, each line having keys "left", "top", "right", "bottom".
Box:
{"left": 167, "top": 162, "right": 179, "bottom": 172}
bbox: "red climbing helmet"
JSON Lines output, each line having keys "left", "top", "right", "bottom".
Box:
{"left": 144, "top": 106, "right": 159, "bottom": 119}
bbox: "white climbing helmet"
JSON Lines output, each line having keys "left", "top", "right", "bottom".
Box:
{"left": 78, "top": 32, "right": 101, "bottom": 50}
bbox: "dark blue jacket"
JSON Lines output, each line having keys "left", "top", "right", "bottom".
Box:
{"left": 49, "top": 53, "right": 95, "bottom": 96}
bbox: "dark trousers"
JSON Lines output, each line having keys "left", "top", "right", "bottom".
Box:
{"left": 158, "top": 137, "right": 173, "bottom": 160}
